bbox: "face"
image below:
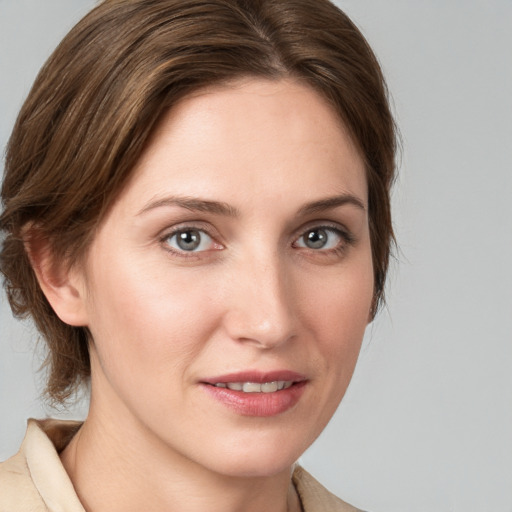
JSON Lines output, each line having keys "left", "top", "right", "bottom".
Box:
{"left": 75, "top": 78, "right": 374, "bottom": 477}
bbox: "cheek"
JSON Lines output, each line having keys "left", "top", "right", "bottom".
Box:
{"left": 299, "top": 259, "right": 373, "bottom": 372}
{"left": 83, "top": 249, "right": 221, "bottom": 379}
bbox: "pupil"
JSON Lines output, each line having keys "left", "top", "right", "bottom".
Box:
{"left": 306, "top": 229, "right": 327, "bottom": 249}
{"left": 177, "top": 230, "right": 200, "bottom": 251}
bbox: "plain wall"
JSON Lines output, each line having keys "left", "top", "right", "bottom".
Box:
{"left": 1, "top": 1, "right": 511, "bottom": 511}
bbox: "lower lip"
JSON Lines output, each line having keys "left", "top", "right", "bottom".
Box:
{"left": 201, "top": 381, "right": 307, "bottom": 417}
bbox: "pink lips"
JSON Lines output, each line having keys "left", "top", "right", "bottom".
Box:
{"left": 203, "top": 370, "right": 306, "bottom": 385}
{"left": 201, "top": 370, "right": 307, "bottom": 417}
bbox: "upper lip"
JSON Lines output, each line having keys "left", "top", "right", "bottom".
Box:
{"left": 201, "top": 370, "right": 307, "bottom": 385}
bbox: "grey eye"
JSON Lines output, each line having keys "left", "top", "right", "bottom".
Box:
{"left": 166, "top": 229, "right": 213, "bottom": 252}
{"left": 176, "top": 230, "right": 201, "bottom": 251}
{"left": 304, "top": 229, "right": 329, "bottom": 249}
{"left": 295, "top": 227, "right": 342, "bottom": 250}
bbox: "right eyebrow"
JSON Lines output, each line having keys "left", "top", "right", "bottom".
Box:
{"left": 136, "top": 195, "right": 240, "bottom": 217}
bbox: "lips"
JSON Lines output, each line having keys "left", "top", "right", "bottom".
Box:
{"left": 213, "top": 381, "right": 294, "bottom": 392}
{"left": 200, "top": 371, "right": 307, "bottom": 416}
{"left": 202, "top": 370, "right": 306, "bottom": 386}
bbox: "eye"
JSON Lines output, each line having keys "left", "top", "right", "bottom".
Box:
{"left": 165, "top": 228, "right": 217, "bottom": 253}
{"left": 294, "top": 227, "right": 346, "bottom": 251}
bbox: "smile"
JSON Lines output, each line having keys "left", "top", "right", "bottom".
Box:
{"left": 212, "top": 381, "right": 294, "bottom": 392}
{"left": 201, "top": 372, "right": 307, "bottom": 416}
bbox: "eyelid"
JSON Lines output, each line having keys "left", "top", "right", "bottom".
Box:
{"left": 292, "top": 222, "right": 356, "bottom": 252}
{"left": 159, "top": 222, "right": 224, "bottom": 256}
{"left": 157, "top": 219, "right": 355, "bottom": 259}
{"left": 294, "top": 220, "right": 354, "bottom": 241}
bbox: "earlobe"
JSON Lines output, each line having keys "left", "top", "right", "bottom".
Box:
{"left": 367, "top": 297, "right": 377, "bottom": 324}
{"left": 24, "top": 230, "right": 88, "bottom": 327}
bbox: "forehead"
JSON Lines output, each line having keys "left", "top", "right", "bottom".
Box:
{"left": 113, "top": 78, "right": 367, "bottom": 216}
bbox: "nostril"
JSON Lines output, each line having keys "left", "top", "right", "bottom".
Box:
{"left": 220, "top": 266, "right": 297, "bottom": 348}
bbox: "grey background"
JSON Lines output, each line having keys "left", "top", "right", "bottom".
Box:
{"left": 1, "top": 1, "right": 511, "bottom": 511}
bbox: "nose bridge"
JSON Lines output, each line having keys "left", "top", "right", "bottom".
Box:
{"left": 225, "top": 247, "right": 296, "bottom": 348}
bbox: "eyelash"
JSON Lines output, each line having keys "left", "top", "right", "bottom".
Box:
{"left": 160, "top": 224, "right": 221, "bottom": 259}
{"left": 159, "top": 223, "right": 355, "bottom": 259}
{"left": 293, "top": 224, "right": 356, "bottom": 258}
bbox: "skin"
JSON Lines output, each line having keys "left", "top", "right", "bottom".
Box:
{"left": 39, "top": 78, "right": 374, "bottom": 512}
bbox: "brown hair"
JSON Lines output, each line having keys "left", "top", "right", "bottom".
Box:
{"left": 0, "top": 0, "right": 397, "bottom": 403}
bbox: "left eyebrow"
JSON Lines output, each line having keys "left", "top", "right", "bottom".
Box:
{"left": 297, "top": 194, "right": 366, "bottom": 216}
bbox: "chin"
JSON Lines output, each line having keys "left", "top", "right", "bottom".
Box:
{"left": 211, "top": 454, "right": 297, "bottom": 479}
{"left": 194, "top": 430, "right": 313, "bottom": 479}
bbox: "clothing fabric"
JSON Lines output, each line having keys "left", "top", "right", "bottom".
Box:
{"left": 0, "top": 419, "right": 362, "bottom": 512}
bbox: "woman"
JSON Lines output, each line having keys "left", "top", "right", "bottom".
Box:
{"left": 0, "top": 0, "right": 396, "bottom": 510}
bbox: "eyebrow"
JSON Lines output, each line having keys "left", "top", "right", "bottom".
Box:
{"left": 137, "top": 196, "right": 240, "bottom": 217}
{"left": 297, "top": 194, "right": 366, "bottom": 216}
{"left": 137, "top": 193, "right": 365, "bottom": 217}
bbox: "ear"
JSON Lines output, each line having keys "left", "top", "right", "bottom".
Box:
{"left": 24, "top": 230, "right": 89, "bottom": 327}
{"left": 367, "top": 296, "right": 377, "bottom": 324}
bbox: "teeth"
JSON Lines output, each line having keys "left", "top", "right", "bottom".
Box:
{"left": 243, "top": 382, "right": 262, "bottom": 393}
{"left": 215, "top": 381, "right": 294, "bottom": 393}
{"left": 261, "top": 381, "right": 278, "bottom": 393}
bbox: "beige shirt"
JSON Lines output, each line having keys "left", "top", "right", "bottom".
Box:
{"left": 0, "top": 419, "right": 363, "bottom": 512}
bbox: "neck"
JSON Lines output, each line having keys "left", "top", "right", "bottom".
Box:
{"left": 60, "top": 403, "right": 301, "bottom": 512}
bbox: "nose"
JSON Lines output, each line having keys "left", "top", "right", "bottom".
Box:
{"left": 222, "top": 252, "right": 297, "bottom": 349}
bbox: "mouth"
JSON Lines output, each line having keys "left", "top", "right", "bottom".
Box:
{"left": 200, "top": 371, "right": 307, "bottom": 416}
{"left": 210, "top": 380, "right": 295, "bottom": 393}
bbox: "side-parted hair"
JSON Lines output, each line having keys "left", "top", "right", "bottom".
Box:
{"left": 0, "top": 0, "right": 397, "bottom": 403}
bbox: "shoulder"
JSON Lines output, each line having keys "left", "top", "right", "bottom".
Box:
{"left": 0, "top": 443, "right": 47, "bottom": 510}
{"left": 0, "top": 419, "right": 85, "bottom": 512}
{"left": 292, "top": 466, "right": 365, "bottom": 512}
